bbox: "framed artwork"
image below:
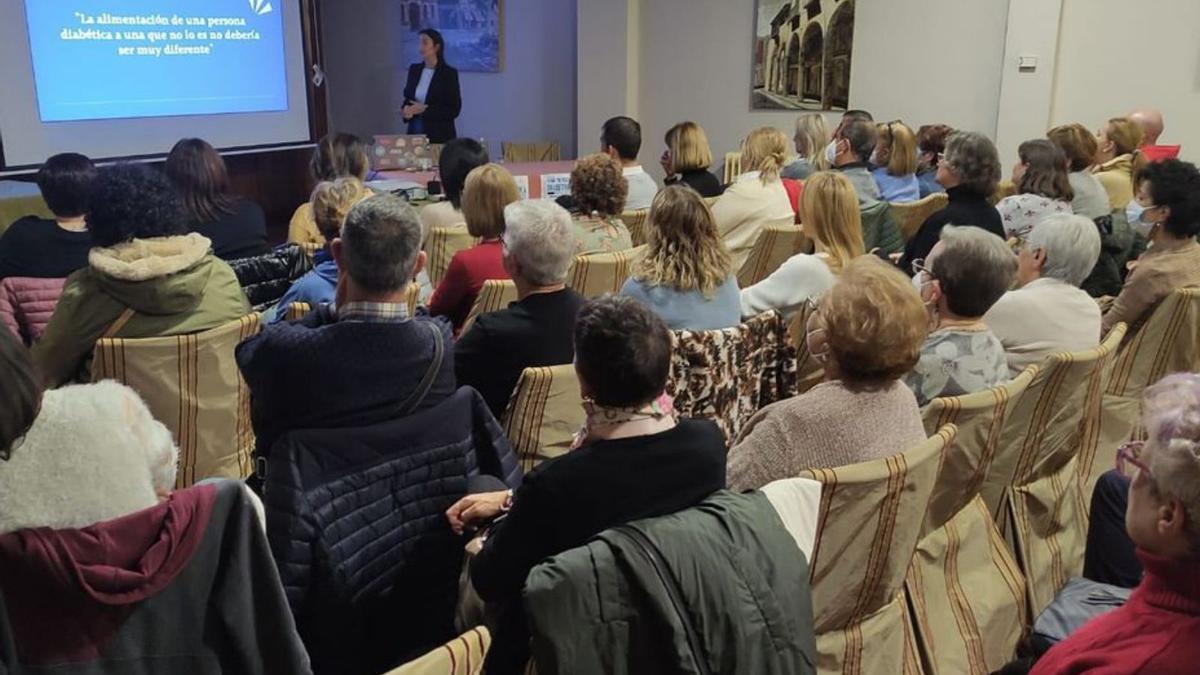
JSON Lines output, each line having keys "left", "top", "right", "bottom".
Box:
{"left": 399, "top": 0, "right": 504, "bottom": 73}
{"left": 752, "top": 0, "right": 857, "bottom": 111}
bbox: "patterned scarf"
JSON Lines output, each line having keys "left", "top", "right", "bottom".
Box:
{"left": 570, "top": 393, "right": 678, "bottom": 450}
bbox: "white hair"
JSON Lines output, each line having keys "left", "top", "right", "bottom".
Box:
{"left": 502, "top": 200, "right": 577, "bottom": 286}
{"left": 1026, "top": 213, "right": 1101, "bottom": 287}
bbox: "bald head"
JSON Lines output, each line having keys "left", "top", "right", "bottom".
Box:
{"left": 1128, "top": 108, "right": 1165, "bottom": 145}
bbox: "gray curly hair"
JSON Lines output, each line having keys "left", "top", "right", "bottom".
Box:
{"left": 943, "top": 131, "right": 1002, "bottom": 197}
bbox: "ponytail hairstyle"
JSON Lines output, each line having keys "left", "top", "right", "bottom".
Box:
{"left": 794, "top": 114, "right": 832, "bottom": 171}
{"left": 1016, "top": 139, "right": 1074, "bottom": 202}
{"left": 1104, "top": 117, "right": 1148, "bottom": 189}
{"left": 876, "top": 121, "right": 918, "bottom": 177}
{"left": 799, "top": 172, "right": 865, "bottom": 274}
{"left": 740, "top": 127, "right": 789, "bottom": 183}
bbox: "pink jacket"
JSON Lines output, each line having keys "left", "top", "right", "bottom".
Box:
{"left": 0, "top": 277, "right": 66, "bottom": 345}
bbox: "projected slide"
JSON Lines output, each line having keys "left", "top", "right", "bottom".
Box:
{"left": 23, "top": 0, "right": 288, "bottom": 122}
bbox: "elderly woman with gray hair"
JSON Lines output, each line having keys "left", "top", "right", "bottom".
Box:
{"left": 984, "top": 213, "right": 1103, "bottom": 376}
{"left": 906, "top": 225, "right": 1015, "bottom": 406}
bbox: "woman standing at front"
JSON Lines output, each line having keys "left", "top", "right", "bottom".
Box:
{"left": 402, "top": 29, "right": 462, "bottom": 144}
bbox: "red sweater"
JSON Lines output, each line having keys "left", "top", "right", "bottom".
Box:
{"left": 1031, "top": 550, "right": 1200, "bottom": 675}
{"left": 428, "top": 240, "right": 510, "bottom": 330}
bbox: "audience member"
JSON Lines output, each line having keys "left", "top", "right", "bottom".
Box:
{"left": 997, "top": 139, "right": 1074, "bottom": 242}
{"left": 1093, "top": 117, "right": 1145, "bottom": 210}
{"left": 0, "top": 153, "right": 95, "bottom": 281}
{"left": 1128, "top": 107, "right": 1180, "bottom": 162}
{"left": 835, "top": 109, "right": 874, "bottom": 136}
{"left": 900, "top": 131, "right": 1004, "bottom": 272}
{"left": 289, "top": 132, "right": 370, "bottom": 246}
{"left": 165, "top": 138, "right": 268, "bottom": 261}
{"left": 1034, "top": 373, "right": 1200, "bottom": 674}
{"left": 267, "top": 177, "right": 370, "bottom": 323}
{"left": 660, "top": 122, "right": 723, "bottom": 198}
{"left": 727, "top": 256, "right": 928, "bottom": 489}
{"left": 985, "top": 214, "right": 1102, "bottom": 375}
{"left": 33, "top": 164, "right": 249, "bottom": 386}
{"left": 601, "top": 116, "right": 658, "bottom": 210}
{"left": 740, "top": 171, "right": 862, "bottom": 319}
{"left": 236, "top": 193, "right": 455, "bottom": 460}
{"left": 782, "top": 114, "right": 831, "bottom": 180}
{"left": 0, "top": 329, "right": 177, "bottom": 534}
{"left": 447, "top": 295, "right": 726, "bottom": 674}
{"left": 429, "top": 164, "right": 518, "bottom": 330}
{"left": 1047, "top": 123, "right": 1113, "bottom": 219}
{"left": 419, "top": 137, "right": 489, "bottom": 242}
{"left": 915, "top": 124, "right": 953, "bottom": 198}
{"left": 566, "top": 154, "right": 634, "bottom": 255}
{"left": 711, "top": 127, "right": 794, "bottom": 270}
{"left": 455, "top": 200, "right": 583, "bottom": 418}
{"left": 827, "top": 118, "right": 882, "bottom": 201}
{"left": 906, "top": 225, "right": 1014, "bottom": 406}
{"left": 1102, "top": 159, "right": 1200, "bottom": 334}
{"left": 621, "top": 185, "right": 739, "bottom": 330}
{"left": 871, "top": 121, "right": 921, "bottom": 202}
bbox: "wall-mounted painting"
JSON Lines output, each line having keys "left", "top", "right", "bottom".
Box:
{"left": 752, "top": 0, "right": 856, "bottom": 111}
{"left": 399, "top": 0, "right": 504, "bottom": 73}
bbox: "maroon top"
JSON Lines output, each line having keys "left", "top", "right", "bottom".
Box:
{"left": 428, "top": 239, "right": 510, "bottom": 331}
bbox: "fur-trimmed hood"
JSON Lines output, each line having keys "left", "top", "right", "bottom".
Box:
{"left": 88, "top": 234, "right": 218, "bottom": 316}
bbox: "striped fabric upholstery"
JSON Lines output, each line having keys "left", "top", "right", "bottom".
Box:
{"left": 90, "top": 314, "right": 261, "bottom": 489}
{"left": 282, "top": 282, "right": 421, "bottom": 322}
{"left": 891, "top": 193, "right": 948, "bottom": 242}
{"left": 736, "top": 223, "right": 810, "bottom": 289}
{"left": 703, "top": 196, "right": 719, "bottom": 208}
{"left": 427, "top": 227, "right": 480, "bottom": 287}
{"left": 799, "top": 425, "right": 955, "bottom": 675}
{"left": 724, "top": 151, "right": 742, "bottom": 184}
{"left": 619, "top": 209, "right": 650, "bottom": 247}
{"left": 785, "top": 301, "right": 825, "bottom": 395}
{"left": 461, "top": 279, "right": 520, "bottom": 334}
{"left": 566, "top": 246, "right": 646, "bottom": 298}
{"left": 501, "top": 141, "right": 561, "bottom": 163}
{"left": 385, "top": 626, "right": 491, "bottom": 675}
{"left": 501, "top": 365, "right": 584, "bottom": 473}
{"left": 299, "top": 241, "right": 321, "bottom": 261}
{"left": 1076, "top": 323, "right": 1132, "bottom": 497}
{"left": 285, "top": 302, "right": 312, "bottom": 322}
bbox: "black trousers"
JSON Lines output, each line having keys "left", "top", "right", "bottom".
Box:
{"left": 1082, "top": 470, "right": 1143, "bottom": 588}
{"left": 464, "top": 474, "right": 529, "bottom": 675}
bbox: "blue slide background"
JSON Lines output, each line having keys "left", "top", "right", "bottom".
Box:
{"left": 24, "top": 0, "right": 288, "bottom": 122}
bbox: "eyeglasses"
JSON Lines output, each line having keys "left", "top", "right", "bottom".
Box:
{"left": 911, "top": 258, "right": 932, "bottom": 278}
{"left": 1116, "top": 440, "right": 1152, "bottom": 480}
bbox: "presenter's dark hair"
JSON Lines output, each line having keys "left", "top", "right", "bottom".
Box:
{"left": 165, "top": 138, "right": 236, "bottom": 224}
{"left": 419, "top": 29, "right": 447, "bottom": 66}
{"left": 37, "top": 153, "right": 97, "bottom": 219}
{"left": 88, "top": 164, "right": 187, "bottom": 248}
{"left": 601, "top": 116, "right": 642, "bottom": 161}
{"left": 312, "top": 132, "right": 369, "bottom": 183}
{"left": 439, "top": 138, "right": 489, "bottom": 208}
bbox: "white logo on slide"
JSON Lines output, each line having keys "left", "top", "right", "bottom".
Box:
{"left": 249, "top": 0, "right": 273, "bottom": 15}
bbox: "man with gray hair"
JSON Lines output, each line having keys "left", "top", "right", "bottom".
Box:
{"left": 455, "top": 200, "right": 585, "bottom": 417}
{"left": 984, "top": 213, "right": 1103, "bottom": 375}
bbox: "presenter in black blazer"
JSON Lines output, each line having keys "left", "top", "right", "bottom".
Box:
{"left": 401, "top": 29, "right": 462, "bottom": 144}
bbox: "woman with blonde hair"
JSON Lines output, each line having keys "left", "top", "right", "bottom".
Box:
{"left": 288, "top": 132, "right": 370, "bottom": 246}
{"left": 711, "top": 127, "right": 796, "bottom": 271}
{"left": 740, "top": 171, "right": 864, "bottom": 319}
{"left": 1093, "top": 117, "right": 1146, "bottom": 210}
{"left": 567, "top": 153, "right": 634, "bottom": 255}
{"left": 727, "top": 255, "right": 929, "bottom": 489}
{"left": 429, "top": 163, "right": 520, "bottom": 329}
{"left": 661, "top": 122, "right": 723, "bottom": 198}
{"left": 782, "top": 114, "right": 831, "bottom": 180}
{"left": 621, "top": 185, "right": 739, "bottom": 330}
{"left": 871, "top": 121, "right": 921, "bottom": 202}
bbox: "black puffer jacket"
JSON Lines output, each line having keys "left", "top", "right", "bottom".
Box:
{"left": 229, "top": 244, "right": 312, "bottom": 311}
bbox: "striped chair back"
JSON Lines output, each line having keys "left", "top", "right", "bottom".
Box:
{"left": 736, "top": 223, "right": 809, "bottom": 289}
{"left": 891, "top": 193, "right": 948, "bottom": 242}
{"left": 989, "top": 180, "right": 1017, "bottom": 206}
{"left": 285, "top": 302, "right": 312, "bottom": 322}
{"left": 619, "top": 209, "right": 650, "bottom": 246}
{"left": 282, "top": 282, "right": 421, "bottom": 322}
{"left": 385, "top": 627, "right": 490, "bottom": 675}
{"left": 703, "top": 196, "right": 719, "bottom": 208}
{"left": 785, "top": 300, "right": 825, "bottom": 395}
{"left": 800, "top": 425, "right": 956, "bottom": 675}
{"left": 723, "top": 151, "right": 742, "bottom": 184}
{"left": 501, "top": 141, "right": 562, "bottom": 163}
{"left": 427, "top": 227, "right": 480, "bottom": 287}
{"left": 566, "top": 246, "right": 646, "bottom": 298}
{"left": 461, "top": 279, "right": 520, "bottom": 334}
{"left": 90, "top": 314, "right": 261, "bottom": 488}
{"left": 502, "top": 365, "right": 584, "bottom": 473}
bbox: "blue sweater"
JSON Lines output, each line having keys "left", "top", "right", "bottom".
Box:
{"left": 620, "top": 276, "right": 741, "bottom": 331}
{"left": 871, "top": 168, "right": 921, "bottom": 203}
{"left": 265, "top": 251, "right": 339, "bottom": 323}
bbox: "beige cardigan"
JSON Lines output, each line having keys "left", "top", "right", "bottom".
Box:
{"left": 1103, "top": 238, "right": 1200, "bottom": 334}
{"left": 711, "top": 172, "right": 795, "bottom": 272}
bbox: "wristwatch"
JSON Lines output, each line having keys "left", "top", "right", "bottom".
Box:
{"left": 500, "top": 489, "right": 514, "bottom": 513}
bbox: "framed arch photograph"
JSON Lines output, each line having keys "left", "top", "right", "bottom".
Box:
{"left": 399, "top": 0, "right": 504, "bottom": 73}
{"left": 753, "top": 0, "right": 856, "bottom": 111}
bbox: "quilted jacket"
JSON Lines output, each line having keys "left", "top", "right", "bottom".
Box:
{"left": 0, "top": 276, "right": 65, "bottom": 345}
{"left": 264, "top": 386, "right": 522, "bottom": 675}
{"left": 229, "top": 244, "right": 313, "bottom": 312}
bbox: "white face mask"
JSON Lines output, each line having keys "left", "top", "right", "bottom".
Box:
{"left": 869, "top": 150, "right": 881, "bottom": 166}
{"left": 824, "top": 140, "right": 840, "bottom": 165}
{"left": 1129, "top": 201, "right": 1160, "bottom": 238}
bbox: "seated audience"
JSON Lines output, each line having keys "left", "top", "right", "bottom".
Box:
{"left": 906, "top": 225, "right": 1014, "bottom": 406}
{"left": 165, "top": 138, "right": 268, "bottom": 261}
{"left": 237, "top": 193, "right": 456, "bottom": 459}
{"left": 711, "top": 126, "right": 794, "bottom": 270}
{"left": 660, "top": 121, "right": 723, "bottom": 198}
{"left": 1033, "top": 373, "right": 1200, "bottom": 674}
{"left": 33, "top": 164, "right": 249, "bottom": 387}
{"left": 836, "top": 109, "right": 874, "bottom": 135}
{"left": 455, "top": 200, "right": 584, "bottom": 418}
{"left": 915, "top": 124, "right": 953, "bottom": 198}
{"left": 289, "top": 132, "right": 370, "bottom": 246}
{"left": 0, "top": 328, "right": 177, "bottom": 534}
{"left": 1048, "top": 123, "right": 1113, "bottom": 219}
{"left": 985, "top": 214, "right": 1102, "bottom": 375}
{"left": 871, "top": 121, "right": 921, "bottom": 202}
{"left": 997, "top": 139, "right": 1074, "bottom": 241}
{"left": 740, "top": 171, "right": 863, "bottom": 319}
{"left": 781, "top": 113, "right": 831, "bottom": 180}
{"left": 621, "top": 185, "right": 739, "bottom": 330}
{"left": 727, "top": 256, "right": 928, "bottom": 490}
{"left": 1093, "top": 117, "right": 1145, "bottom": 210}
{"left": 828, "top": 117, "right": 882, "bottom": 201}
{"left": 1102, "top": 159, "right": 1200, "bottom": 335}
{"left": 419, "top": 137, "right": 489, "bottom": 242}
{"left": 267, "top": 177, "right": 370, "bottom": 323}
{"left": 429, "top": 164, "right": 519, "bottom": 330}
{"left": 1129, "top": 106, "right": 1180, "bottom": 162}
{"left": 602, "top": 116, "right": 658, "bottom": 210}
{"left": 567, "top": 154, "right": 634, "bottom": 255}
{"left": 0, "top": 153, "right": 95, "bottom": 281}
{"left": 901, "top": 131, "right": 1005, "bottom": 272}
{"left": 447, "top": 295, "right": 726, "bottom": 674}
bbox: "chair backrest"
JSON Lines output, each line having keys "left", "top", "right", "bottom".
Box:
{"left": 285, "top": 302, "right": 312, "bottom": 322}
{"left": 566, "top": 245, "right": 646, "bottom": 298}
{"left": 799, "top": 424, "right": 955, "bottom": 633}
{"left": 989, "top": 180, "right": 1017, "bottom": 206}
{"left": 501, "top": 141, "right": 562, "bottom": 163}
{"left": 461, "top": 279, "right": 520, "bottom": 334}
{"left": 785, "top": 301, "right": 825, "bottom": 395}
{"left": 891, "top": 193, "right": 949, "bottom": 242}
{"left": 1077, "top": 323, "right": 1131, "bottom": 491}
{"left": 723, "top": 151, "right": 742, "bottom": 184}
{"left": 427, "top": 227, "right": 480, "bottom": 287}
{"left": 703, "top": 196, "right": 719, "bottom": 208}
{"left": 385, "top": 627, "right": 491, "bottom": 675}
{"left": 736, "top": 223, "right": 809, "bottom": 289}
{"left": 501, "top": 365, "right": 584, "bottom": 473}
{"left": 283, "top": 282, "right": 420, "bottom": 322}
{"left": 1106, "top": 288, "right": 1200, "bottom": 400}
{"left": 619, "top": 208, "right": 650, "bottom": 246}
{"left": 0, "top": 276, "right": 66, "bottom": 345}
{"left": 91, "top": 314, "right": 261, "bottom": 488}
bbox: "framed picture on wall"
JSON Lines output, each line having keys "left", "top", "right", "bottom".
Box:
{"left": 752, "top": 0, "right": 856, "bottom": 111}
{"left": 399, "top": 0, "right": 505, "bottom": 73}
